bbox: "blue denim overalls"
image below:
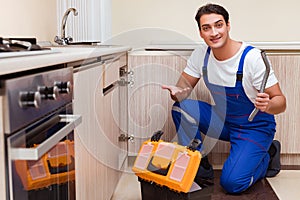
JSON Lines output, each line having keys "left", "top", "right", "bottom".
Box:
{"left": 172, "top": 46, "right": 276, "bottom": 193}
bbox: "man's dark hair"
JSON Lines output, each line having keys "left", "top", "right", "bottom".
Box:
{"left": 195, "top": 3, "right": 229, "bottom": 30}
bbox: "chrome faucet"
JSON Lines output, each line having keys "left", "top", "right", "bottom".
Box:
{"left": 54, "top": 8, "right": 78, "bottom": 45}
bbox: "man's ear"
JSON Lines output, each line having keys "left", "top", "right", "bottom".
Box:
{"left": 199, "top": 29, "right": 204, "bottom": 39}
{"left": 227, "top": 21, "right": 231, "bottom": 31}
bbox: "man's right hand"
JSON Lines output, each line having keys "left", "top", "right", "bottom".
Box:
{"left": 161, "top": 85, "right": 191, "bottom": 102}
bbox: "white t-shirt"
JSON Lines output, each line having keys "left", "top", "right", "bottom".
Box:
{"left": 184, "top": 42, "right": 278, "bottom": 103}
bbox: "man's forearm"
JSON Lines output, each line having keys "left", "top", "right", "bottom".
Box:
{"left": 176, "top": 75, "right": 192, "bottom": 89}
{"left": 170, "top": 72, "right": 199, "bottom": 102}
{"left": 266, "top": 95, "right": 286, "bottom": 115}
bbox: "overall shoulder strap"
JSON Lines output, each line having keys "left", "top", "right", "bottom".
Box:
{"left": 202, "top": 47, "right": 211, "bottom": 77}
{"left": 236, "top": 46, "right": 255, "bottom": 81}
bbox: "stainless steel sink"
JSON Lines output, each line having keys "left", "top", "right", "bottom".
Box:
{"left": 68, "top": 41, "right": 101, "bottom": 46}
{"left": 65, "top": 41, "right": 120, "bottom": 48}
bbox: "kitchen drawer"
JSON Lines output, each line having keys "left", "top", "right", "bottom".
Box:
{"left": 102, "top": 53, "right": 127, "bottom": 89}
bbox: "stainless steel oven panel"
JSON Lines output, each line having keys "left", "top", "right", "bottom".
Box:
{"left": 8, "top": 114, "right": 81, "bottom": 161}
{"left": 3, "top": 67, "right": 73, "bottom": 134}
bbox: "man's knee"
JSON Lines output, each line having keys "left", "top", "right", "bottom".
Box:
{"left": 220, "top": 173, "right": 253, "bottom": 194}
{"left": 171, "top": 101, "right": 198, "bottom": 125}
{"left": 171, "top": 102, "right": 181, "bottom": 120}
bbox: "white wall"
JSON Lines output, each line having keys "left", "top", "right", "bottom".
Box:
{"left": 1, "top": 0, "right": 299, "bottom": 44}
{"left": 111, "top": 0, "right": 300, "bottom": 43}
{"left": 57, "top": 0, "right": 111, "bottom": 43}
{"left": 0, "top": 0, "right": 111, "bottom": 43}
{"left": 0, "top": 0, "right": 57, "bottom": 42}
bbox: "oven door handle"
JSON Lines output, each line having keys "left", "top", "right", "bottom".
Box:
{"left": 10, "top": 114, "right": 82, "bottom": 160}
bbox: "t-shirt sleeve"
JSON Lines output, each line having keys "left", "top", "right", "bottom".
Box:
{"left": 183, "top": 47, "right": 203, "bottom": 78}
{"left": 252, "top": 54, "right": 278, "bottom": 90}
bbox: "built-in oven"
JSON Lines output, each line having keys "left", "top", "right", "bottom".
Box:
{"left": 2, "top": 66, "right": 81, "bottom": 200}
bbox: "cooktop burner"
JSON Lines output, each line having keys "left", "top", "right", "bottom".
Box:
{"left": 0, "top": 37, "right": 58, "bottom": 58}
{"left": 0, "top": 37, "right": 50, "bottom": 52}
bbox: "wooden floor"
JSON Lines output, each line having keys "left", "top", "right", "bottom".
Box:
{"left": 112, "top": 169, "right": 286, "bottom": 200}
{"left": 209, "top": 170, "right": 278, "bottom": 200}
{"left": 112, "top": 157, "right": 300, "bottom": 200}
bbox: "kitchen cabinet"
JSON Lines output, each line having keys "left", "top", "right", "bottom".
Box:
{"left": 127, "top": 50, "right": 212, "bottom": 155}
{"left": 0, "top": 46, "right": 130, "bottom": 200}
{"left": 128, "top": 50, "right": 300, "bottom": 167}
{"left": 268, "top": 53, "right": 300, "bottom": 165}
{"left": 73, "top": 52, "right": 128, "bottom": 200}
{"left": 0, "top": 96, "right": 6, "bottom": 200}
{"left": 127, "top": 50, "right": 213, "bottom": 157}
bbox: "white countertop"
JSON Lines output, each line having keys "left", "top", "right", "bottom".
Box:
{"left": 0, "top": 46, "right": 131, "bottom": 76}
{"left": 140, "top": 41, "right": 300, "bottom": 51}
{"left": 1, "top": 41, "right": 299, "bottom": 76}
{"left": 128, "top": 42, "right": 300, "bottom": 56}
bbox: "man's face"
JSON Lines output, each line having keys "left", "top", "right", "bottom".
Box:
{"left": 199, "top": 13, "right": 230, "bottom": 49}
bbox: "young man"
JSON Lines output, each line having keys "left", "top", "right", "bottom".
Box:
{"left": 162, "top": 3, "right": 286, "bottom": 193}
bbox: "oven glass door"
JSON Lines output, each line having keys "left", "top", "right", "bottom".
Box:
{"left": 6, "top": 112, "right": 81, "bottom": 200}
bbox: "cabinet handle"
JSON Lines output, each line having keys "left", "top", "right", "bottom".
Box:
{"left": 9, "top": 115, "right": 82, "bottom": 160}
{"left": 102, "top": 82, "right": 118, "bottom": 95}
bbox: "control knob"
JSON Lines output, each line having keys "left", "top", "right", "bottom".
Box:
{"left": 19, "top": 91, "right": 41, "bottom": 108}
{"left": 38, "top": 86, "right": 59, "bottom": 100}
{"left": 54, "top": 81, "right": 71, "bottom": 94}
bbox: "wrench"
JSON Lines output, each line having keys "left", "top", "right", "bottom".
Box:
{"left": 248, "top": 51, "right": 271, "bottom": 122}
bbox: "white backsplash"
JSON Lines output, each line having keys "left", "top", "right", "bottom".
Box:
{"left": 56, "top": 0, "right": 111, "bottom": 43}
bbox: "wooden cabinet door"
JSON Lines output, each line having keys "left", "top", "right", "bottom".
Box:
{"left": 127, "top": 53, "right": 192, "bottom": 155}
{"left": 73, "top": 61, "right": 123, "bottom": 200}
{"left": 269, "top": 54, "right": 300, "bottom": 155}
{"left": 74, "top": 64, "right": 106, "bottom": 200}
